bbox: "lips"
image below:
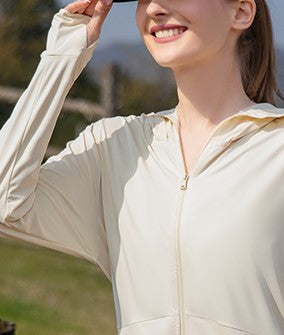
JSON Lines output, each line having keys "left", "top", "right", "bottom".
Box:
{"left": 150, "top": 24, "right": 188, "bottom": 35}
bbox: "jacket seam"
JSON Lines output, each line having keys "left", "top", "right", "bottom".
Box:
{"left": 117, "top": 314, "right": 178, "bottom": 331}
{"left": 144, "top": 116, "right": 182, "bottom": 179}
{"left": 4, "top": 61, "right": 48, "bottom": 221}
{"left": 184, "top": 312, "right": 256, "bottom": 334}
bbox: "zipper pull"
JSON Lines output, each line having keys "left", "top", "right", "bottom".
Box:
{"left": 180, "top": 174, "right": 190, "bottom": 190}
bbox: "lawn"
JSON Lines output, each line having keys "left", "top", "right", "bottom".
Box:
{"left": 0, "top": 238, "right": 116, "bottom": 335}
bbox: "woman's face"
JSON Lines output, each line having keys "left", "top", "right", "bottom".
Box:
{"left": 135, "top": 0, "right": 238, "bottom": 70}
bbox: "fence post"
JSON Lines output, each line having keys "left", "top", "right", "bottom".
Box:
{"left": 101, "top": 63, "right": 121, "bottom": 118}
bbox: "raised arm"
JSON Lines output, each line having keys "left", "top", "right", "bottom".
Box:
{"left": 0, "top": 1, "right": 113, "bottom": 281}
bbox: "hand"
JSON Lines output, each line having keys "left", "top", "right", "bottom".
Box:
{"left": 65, "top": 0, "right": 113, "bottom": 46}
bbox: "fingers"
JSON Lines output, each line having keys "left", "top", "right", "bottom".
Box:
{"left": 84, "top": 0, "right": 112, "bottom": 17}
{"left": 65, "top": 0, "right": 93, "bottom": 14}
{"left": 64, "top": 0, "right": 113, "bottom": 46}
{"left": 101, "top": 0, "right": 113, "bottom": 5}
{"left": 65, "top": 0, "right": 113, "bottom": 16}
{"left": 84, "top": 0, "right": 98, "bottom": 17}
{"left": 86, "top": 1, "right": 113, "bottom": 45}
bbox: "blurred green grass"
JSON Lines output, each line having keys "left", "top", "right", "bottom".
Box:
{"left": 0, "top": 238, "right": 116, "bottom": 335}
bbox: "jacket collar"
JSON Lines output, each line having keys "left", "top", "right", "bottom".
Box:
{"left": 152, "top": 103, "right": 284, "bottom": 129}
{"left": 150, "top": 102, "right": 284, "bottom": 176}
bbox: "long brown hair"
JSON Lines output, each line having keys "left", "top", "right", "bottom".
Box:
{"left": 236, "top": 0, "right": 284, "bottom": 105}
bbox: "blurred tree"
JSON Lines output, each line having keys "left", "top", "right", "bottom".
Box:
{"left": 0, "top": 0, "right": 58, "bottom": 87}
{"left": 119, "top": 68, "right": 178, "bottom": 117}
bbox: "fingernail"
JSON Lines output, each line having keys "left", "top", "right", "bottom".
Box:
{"left": 104, "top": 0, "right": 112, "bottom": 5}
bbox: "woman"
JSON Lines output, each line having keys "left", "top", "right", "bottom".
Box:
{"left": 0, "top": 0, "right": 284, "bottom": 334}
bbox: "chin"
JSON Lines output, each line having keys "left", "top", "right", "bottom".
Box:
{"left": 152, "top": 56, "right": 180, "bottom": 68}
{"left": 145, "top": 45, "right": 179, "bottom": 68}
{"left": 149, "top": 48, "right": 202, "bottom": 70}
{"left": 144, "top": 37, "right": 203, "bottom": 69}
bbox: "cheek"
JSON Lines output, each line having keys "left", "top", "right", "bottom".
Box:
{"left": 135, "top": 6, "right": 146, "bottom": 36}
{"left": 186, "top": 1, "right": 230, "bottom": 46}
{"left": 184, "top": 0, "right": 226, "bottom": 27}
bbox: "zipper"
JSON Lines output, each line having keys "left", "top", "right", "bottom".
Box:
{"left": 175, "top": 121, "right": 214, "bottom": 333}
{"left": 180, "top": 174, "right": 190, "bottom": 191}
{"left": 175, "top": 185, "right": 187, "bottom": 334}
{"left": 174, "top": 109, "right": 238, "bottom": 333}
{"left": 175, "top": 119, "right": 191, "bottom": 334}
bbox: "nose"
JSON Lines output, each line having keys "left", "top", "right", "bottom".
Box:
{"left": 145, "top": 0, "right": 169, "bottom": 18}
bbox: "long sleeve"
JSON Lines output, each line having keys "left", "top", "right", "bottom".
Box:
{"left": 0, "top": 9, "right": 111, "bottom": 282}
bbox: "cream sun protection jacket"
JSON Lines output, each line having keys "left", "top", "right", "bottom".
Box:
{"left": 0, "top": 9, "right": 284, "bottom": 335}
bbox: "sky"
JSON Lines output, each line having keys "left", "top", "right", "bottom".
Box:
{"left": 60, "top": 0, "right": 284, "bottom": 50}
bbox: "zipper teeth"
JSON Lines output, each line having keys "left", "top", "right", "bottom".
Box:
{"left": 175, "top": 189, "right": 186, "bottom": 334}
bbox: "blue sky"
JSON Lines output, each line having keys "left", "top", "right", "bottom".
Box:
{"left": 60, "top": 0, "right": 284, "bottom": 50}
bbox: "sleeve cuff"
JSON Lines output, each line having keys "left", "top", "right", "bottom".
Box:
{"left": 45, "top": 8, "right": 99, "bottom": 58}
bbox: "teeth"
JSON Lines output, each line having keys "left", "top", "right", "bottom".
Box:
{"left": 155, "top": 28, "right": 185, "bottom": 38}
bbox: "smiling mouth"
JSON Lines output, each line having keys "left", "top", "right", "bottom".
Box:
{"left": 151, "top": 27, "right": 188, "bottom": 39}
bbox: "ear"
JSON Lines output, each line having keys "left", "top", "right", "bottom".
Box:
{"left": 231, "top": 0, "right": 256, "bottom": 32}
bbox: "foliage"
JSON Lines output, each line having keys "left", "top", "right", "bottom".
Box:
{"left": 0, "top": 0, "right": 56, "bottom": 88}
{"left": 118, "top": 68, "right": 178, "bottom": 117}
